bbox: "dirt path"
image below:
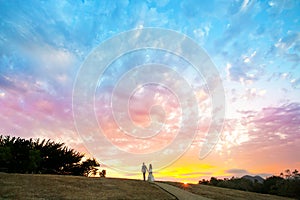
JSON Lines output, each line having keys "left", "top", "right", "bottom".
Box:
{"left": 155, "top": 182, "right": 211, "bottom": 200}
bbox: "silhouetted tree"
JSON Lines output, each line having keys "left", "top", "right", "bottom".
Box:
{"left": 200, "top": 171, "right": 300, "bottom": 199}
{"left": 100, "top": 170, "right": 106, "bottom": 177}
{"left": 198, "top": 179, "right": 209, "bottom": 184}
{"left": 263, "top": 176, "right": 284, "bottom": 194}
{"left": 81, "top": 158, "right": 100, "bottom": 177}
{"left": 285, "top": 169, "right": 291, "bottom": 179}
{"left": 292, "top": 169, "right": 299, "bottom": 178}
{"left": 209, "top": 177, "right": 221, "bottom": 186}
{"left": 0, "top": 135, "right": 101, "bottom": 176}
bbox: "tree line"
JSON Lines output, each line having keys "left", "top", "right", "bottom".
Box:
{"left": 199, "top": 170, "right": 300, "bottom": 199}
{"left": 0, "top": 135, "right": 101, "bottom": 177}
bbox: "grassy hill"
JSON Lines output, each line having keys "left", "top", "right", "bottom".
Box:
{"left": 0, "top": 173, "right": 295, "bottom": 200}
{"left": 164, "top": 181, "right": 295, "bottom": 200}
{"left": 0, "top": 173, "right": 174, "bottom": 199}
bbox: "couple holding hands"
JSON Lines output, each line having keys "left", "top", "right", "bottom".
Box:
{"left": 141, "top": 162, "right": 154, "bottom": 182}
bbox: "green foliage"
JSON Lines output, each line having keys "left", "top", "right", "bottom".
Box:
{"left": 263, "top": 176, "right": 284, "bottom": 194}
{"left": 198, "top": 179, "right": 209, "bottom": 184}
{"left": 0, "top": 135, "right": 100, "bottom": 176}
{"left": 200, "top": 169, "right": 300, "bottom": 199}
{"left": 264, "top": 176, "right": 300, "bottom": 198}
{"left": 216, "top": 177, "right": 256, "bottom": 191}
{"left": 209, "top": 177, "right": 221, "bottom": 186}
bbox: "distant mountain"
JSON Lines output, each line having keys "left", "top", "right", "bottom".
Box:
{"left": 242, "top": 175, "right": 264, "bottom": 183}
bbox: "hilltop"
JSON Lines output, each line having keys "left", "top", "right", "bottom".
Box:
{"left": 241, "top": 175, "right": 264, "bottom": 183}
{"left": 0, "top": 173, "right": 174, "bottom": 200}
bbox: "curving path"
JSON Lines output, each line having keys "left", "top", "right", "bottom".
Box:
{"left": 155, "top": 182, "right": 211, "bottom": 200}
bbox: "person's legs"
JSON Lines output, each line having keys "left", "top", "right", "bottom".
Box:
{"left": 143, "top": 172, "right": 146, "bottom": 181}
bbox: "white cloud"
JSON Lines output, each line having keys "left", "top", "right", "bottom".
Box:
{"left": 240, "top": 0, "right": 250, "bottom": 12}
{"left": 193, "top": 23, "right": 211, "bottom": 44}
{"left": 274, "top": 132, "right": 287, "bottom": 140}
{"left": 0, "top": 91, "right": 5, "bottom": 97}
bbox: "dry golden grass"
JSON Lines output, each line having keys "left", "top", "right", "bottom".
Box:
{"left": 0, "top": 173, "right": 175, "bottom": 200}
{"left": 163, "top": 181, "right": 296, "bottom": 200}
{"left": 2, "top": 173, "right": 296, "bottom": 200}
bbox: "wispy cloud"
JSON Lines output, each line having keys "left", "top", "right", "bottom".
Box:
{"left": 225, "top": 168, "right": 249, "bottom": 175}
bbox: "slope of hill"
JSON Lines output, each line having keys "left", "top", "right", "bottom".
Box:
{"left": 1, "top": 173, "right": 296, "bottom": 200}
{"left": 163, "top": 181, "right": 295, "bottom": 200}
{"left": 241, "top": 175, "right": 264, "bottom": 183}
{"left": 0, "top": 173, "right": 175, "bottom": 200}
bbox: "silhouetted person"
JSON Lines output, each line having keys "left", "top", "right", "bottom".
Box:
{"left": 141, "top": 162, "right": 148, "bottom": 181}
{"left": 148, "top": 164, "right": 154, "bottom": 182}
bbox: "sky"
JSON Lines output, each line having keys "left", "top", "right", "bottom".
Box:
{"left": 0, "top": 0, "right": 300, "bottom": 183}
